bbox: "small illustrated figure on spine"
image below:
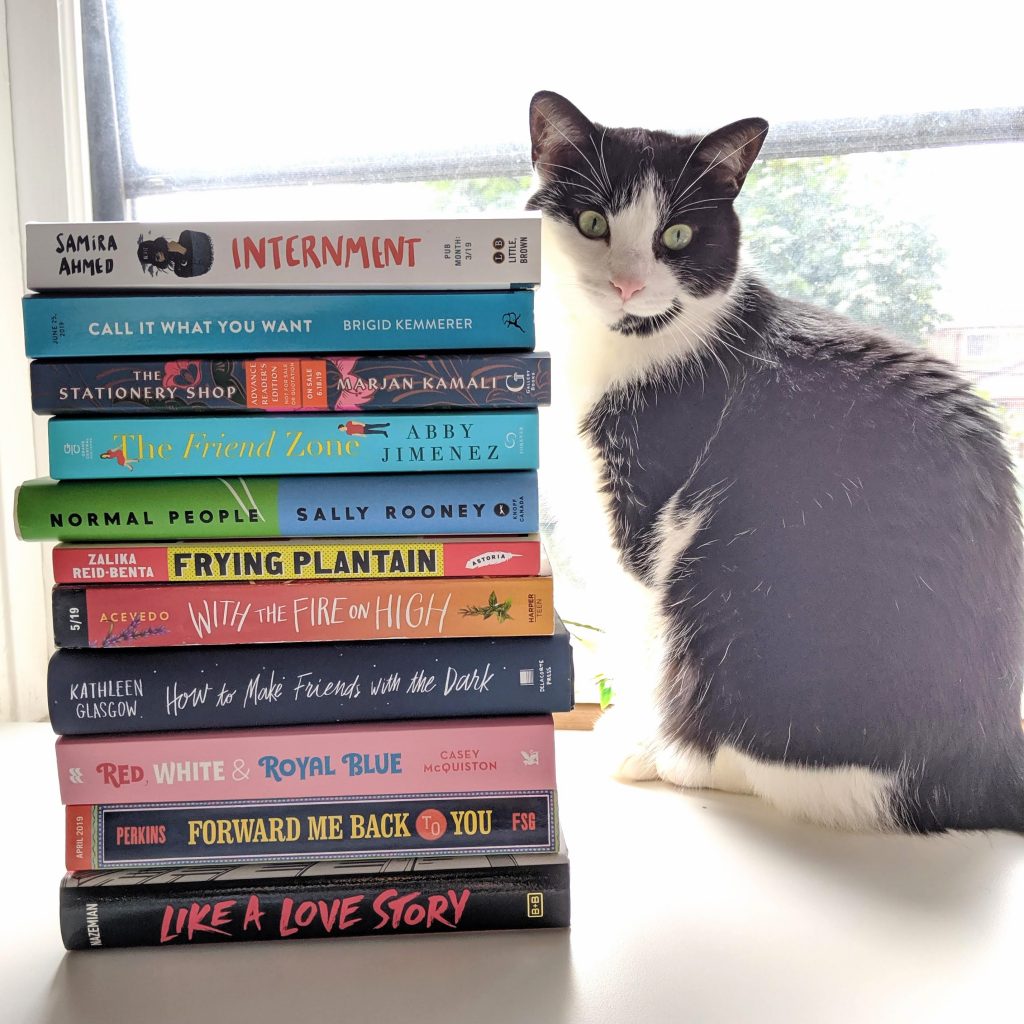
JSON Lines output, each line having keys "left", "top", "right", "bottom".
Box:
{"left": 100, "top": 447, "right": 136, "bottom": 471}
{"left": 340, "top": 420, "right": 390, "bottom": 437}
{"left": 137, "top": 230, "right": 214, "bottom": 278}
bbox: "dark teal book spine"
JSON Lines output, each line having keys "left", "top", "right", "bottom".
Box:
{"left": 24, "top": 290, "right": 535, "bottom": 356}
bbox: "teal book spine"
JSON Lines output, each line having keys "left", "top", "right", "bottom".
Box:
{"left": 23, "top": 290, "right": 536, "bottom": 357}
{"left": 47, "top": 411, "right": 539, "bottom": 479}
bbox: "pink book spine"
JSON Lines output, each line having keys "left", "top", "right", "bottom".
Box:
{"left": 55, "top": 716, "right": 555, "bottom": 805}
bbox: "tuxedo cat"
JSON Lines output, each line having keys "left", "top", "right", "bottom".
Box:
{"left": 528, "top": 90, "right": 1024, "bottom": 832}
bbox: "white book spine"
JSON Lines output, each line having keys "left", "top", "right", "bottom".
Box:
{"left": 26, "top": 217, "right": 541, "bottom": 291}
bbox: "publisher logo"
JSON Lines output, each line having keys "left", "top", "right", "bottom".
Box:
{"left": 527, "top": 893, "right": 544, "bottom": 918}
{"left": 492, "top": 237, "right": 505, "bottom": 249}
{"left": 493, "top": 503, "right": 510, "bottom": 518}
{"left": 492, "top": 251, "right": 505, "bottom": 264}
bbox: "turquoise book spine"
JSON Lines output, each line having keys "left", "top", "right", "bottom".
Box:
{"left": 23, "top": 290, "right": 536, "bottom": 357}
{"left": 47, "top": 411, "right": 539, "bottom": 479}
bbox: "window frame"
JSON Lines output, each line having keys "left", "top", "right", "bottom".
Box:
{"left": 81, "top": 0, "right": 1024, "bottom": 219}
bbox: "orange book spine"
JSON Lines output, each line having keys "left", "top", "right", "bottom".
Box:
{"left": 53, "top": 575, "right": 554, "bottom": 648}
{"left": 66, "top": 805, "right": 95, "bottom": 871}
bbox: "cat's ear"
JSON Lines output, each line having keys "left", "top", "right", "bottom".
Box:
{"left": 691, "top": 118, "right": 769, "bottom": 196}
{"left": 529, "top": 91, "right": 596, "bottom": 181}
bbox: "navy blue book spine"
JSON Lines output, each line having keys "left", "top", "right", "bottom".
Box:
{"left": 47, "top": 622, "right": 574, "bottom": 734}
{"left": 73, "top": 791, "right": 557, "bottom": 867}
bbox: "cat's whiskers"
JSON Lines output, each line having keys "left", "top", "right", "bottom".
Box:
{"left": 668, "top": 204, "right": 720, "bottom": 218}
{"left": 541, "top": 166, "right": 608, "bottom": 206}
{"left": 594, "top": 128, "right": 613, "bottom": 196}
{"left": 668, "top": 195, "right": 733, "bottom": 219}
{"left": 669, "top": 130, "right": 715, "bottom": 208}
{"left": 662, "top": 311, "right": 730, "bottom": 386}
{"left": 534, "top": 108, "right": 612, "bottom": 206}
{"left": 672, "top": 126, "right": 768, "bottom": 208}
{"left": 714, "top": 304, "right": 780, "bottom": 366}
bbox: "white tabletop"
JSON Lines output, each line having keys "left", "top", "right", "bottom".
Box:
{"left": 2, "top": 721, "right": 1022, "bottom": 1023}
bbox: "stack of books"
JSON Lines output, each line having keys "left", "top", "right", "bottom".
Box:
{"left": 15, "top": 216, "right": 574, "bottom": 949}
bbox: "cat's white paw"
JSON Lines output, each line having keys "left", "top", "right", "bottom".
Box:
{"left": 592, "top": 705, "right": 661, "bottom": 781}
{"left": 654, "top": 741, "right": 717, "bottom": 790}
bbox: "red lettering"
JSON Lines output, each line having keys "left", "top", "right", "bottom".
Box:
{"left": 293, "top": 900, "right": 317, "bottom": 928}
{"left": 279, "top": 896, "right": 298, "bottom": 937}
{"left": 185, "top": 900, "right": 233, "bottom": 940}
{"left": 372, "top": 236, "right": 385, "bottom": 268}
{"left": 448, "top": 888, "right": 469, "bottom": 924}
{"left": 336, "top": 894, "right": 363, "bottom": 930}
{"left": 425, "top": 893, "right": 453, "bottom": 928}
{"left": 96, "top": 762, "right": 144, "bottom": 788}
{"left": 345, "top": 236, "right": 369, "bottom": 268}
{"left": 370, "top": 888, "right": 470, "bottom": 930}
{"left": 322, "top": 236, "right": 343, "bottom": 266}
{"left": 372, "top": 887, "right": 400, "bottom": 929}
{"left": 159, "top": 904, "right": 179, "bottom": 943}
{"left": 158, "top": 900, "right": 236, "bottom": 943}
{"left": 384, "top": 237, "right": 402, "bottom": 265}
{"left": 285, "top": 234, "right": 300, "bottom": 267}
{"left": 208, "top": 899, "right": 234, "bottom": 932}
{"left": 242, "top": 894, "right": 265, "bottom": 931}
{"left": 300, "top": 235, "right": 320, "bottom": 268}
{"left": 242, "top": 236, "right": 266, "bottom": 269}
{"left": 317, "top": 898, "right": 340, "bottom": 932}
{"left": 267, "top": 235, "right": 284, "bottom": 269}
{"left": 406, "top": 236, "right": 421, "bottom": 266}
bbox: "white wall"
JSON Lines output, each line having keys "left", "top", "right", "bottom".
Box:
{"left": 1, "top": 0, "right": 86, "bottom": 720}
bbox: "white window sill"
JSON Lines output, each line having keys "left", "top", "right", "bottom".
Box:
{"left": 2, "top": 722, "right": 1022, "bottom": 1021}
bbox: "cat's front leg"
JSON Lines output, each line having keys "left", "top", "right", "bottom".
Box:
{"left": 597, "top": 648, "right": 722, "bottom": 790}
{"left": 588, "top": 571, "right": 712, "bottom": 786}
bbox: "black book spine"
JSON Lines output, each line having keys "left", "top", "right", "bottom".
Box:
{"left": 59, "top": 861, "right": 569, "bottom": 949}
{"left": 52, "top": 586, "right": 88, "bottom": 648}
{"left": 47, "top": 625, "right": 574, "bottom": 734}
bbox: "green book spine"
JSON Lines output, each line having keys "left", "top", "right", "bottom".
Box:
{"left": 13, "top": 472, "right": 540, "bottom": 542}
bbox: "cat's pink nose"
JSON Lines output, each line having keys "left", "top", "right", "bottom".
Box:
{"left": 611, "top": 277, "right": 645, "bottom": 302}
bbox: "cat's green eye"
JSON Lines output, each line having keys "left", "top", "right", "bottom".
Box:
{"left": 577, "top": 210, "right": 609, "bottom": 239}
{"left": 662, "top": 224, "right": 694, "bottom": 250}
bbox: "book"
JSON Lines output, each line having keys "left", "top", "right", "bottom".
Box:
{"left": 31, "top": 352, "right": 550, "bottom": 414}
{"left": 52, "top": 574, "right": 554, "bottom": 649}
{"left": 59, "top": 846, "right": 570, "bottom": 949}
{"left": 52, "top": 535, "right": 544, "bottom": 584}
{"left": 48, "top": 410, "right": 539, "bottom": 479}
{"left": 54, "top": 716, "right": 556, "bottom": 805}
{"left": 14, "top": 471, "right": 539, "bottom": 542}
{"left": 23, "top": 289, "right": 536, "bottom": 357}
{"left": 65, "top": 790, "right": 558, "bottom": 869}
{"left": 25, "top": 217, "right": 540, "bottom": 291}
{"left": 46, "top": 622, "right": 574, "bottom": 735}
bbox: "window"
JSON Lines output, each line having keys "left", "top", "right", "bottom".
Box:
{"left": 4, "top": 0, "right": 1021, "bottom": 717}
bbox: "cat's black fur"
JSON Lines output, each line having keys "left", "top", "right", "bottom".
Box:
{"left": 528, "top": 91, "right": 1024, "bottom": 831}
